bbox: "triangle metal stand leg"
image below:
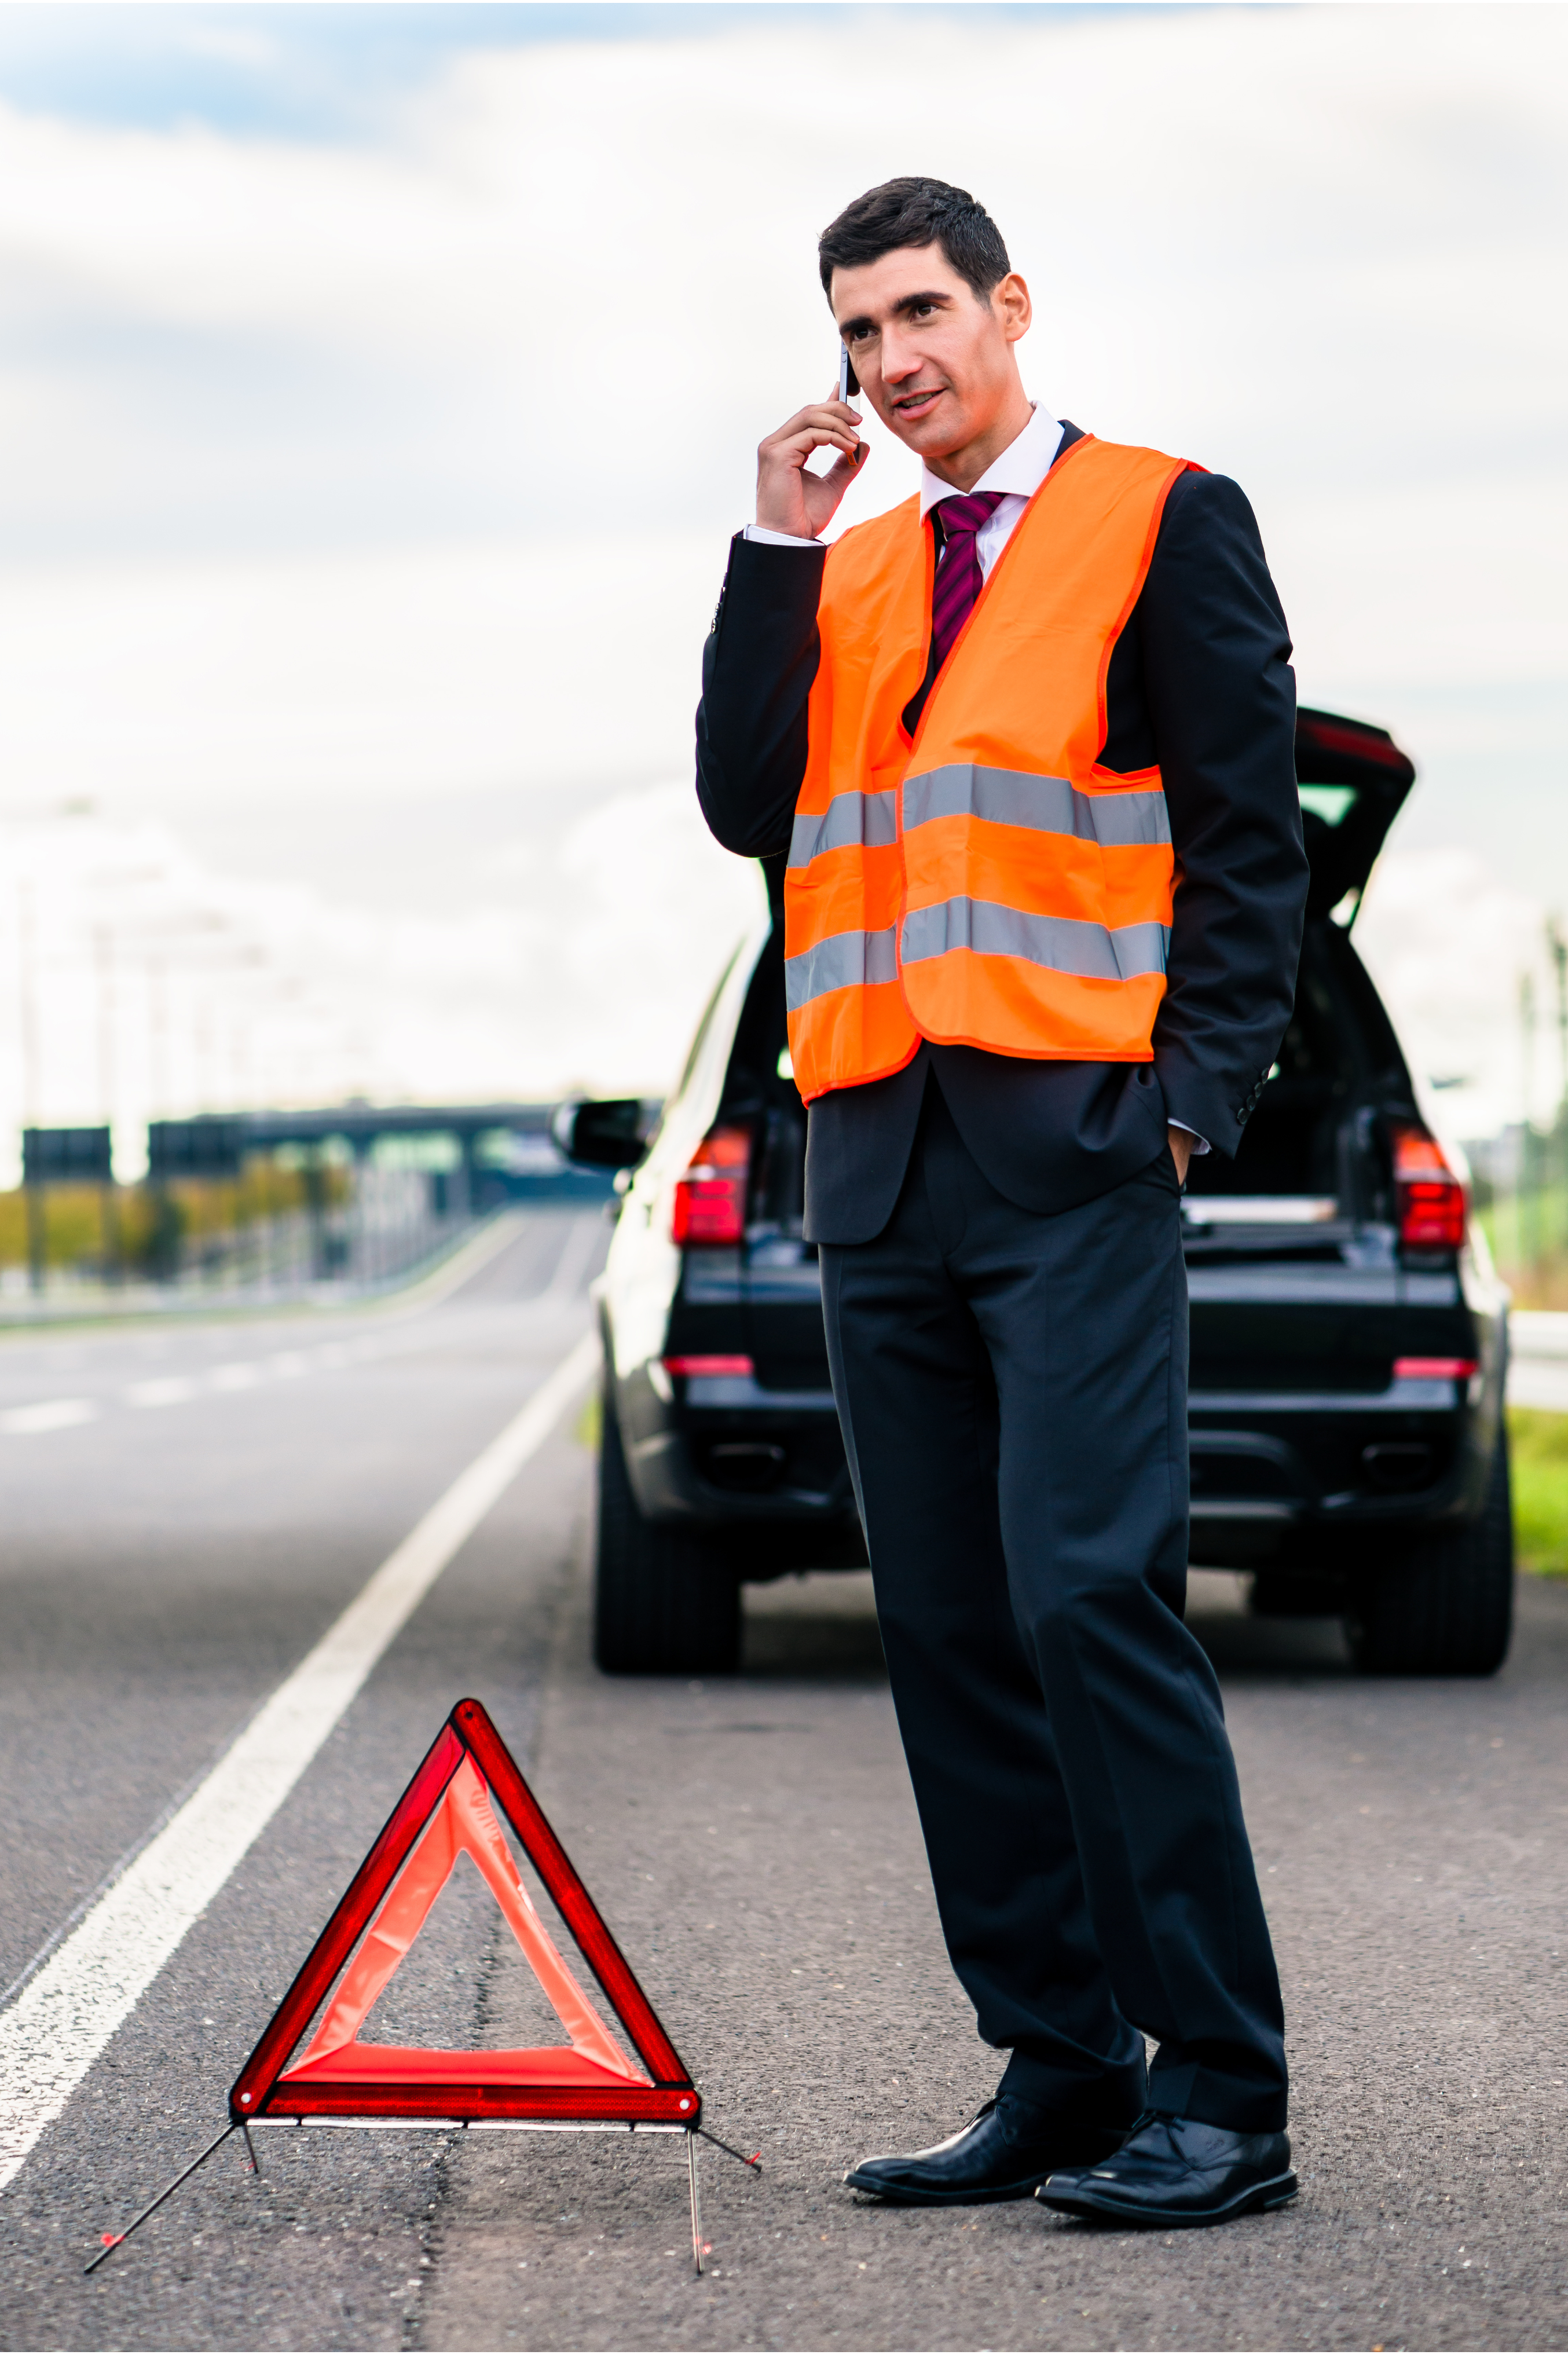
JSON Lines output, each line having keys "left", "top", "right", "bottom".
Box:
{"left": 85, "top": 2122, "right": 239, "bottom": 2275}
{"left": 686, "top": 2128, "right": 704, "bottom": 2277}
{"left": 691, "top": 2123, "right": 761, "bottom": 2174}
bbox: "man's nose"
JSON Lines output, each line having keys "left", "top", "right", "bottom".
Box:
{"left": 880, "top": 326, "right": 921, "bottom": 384}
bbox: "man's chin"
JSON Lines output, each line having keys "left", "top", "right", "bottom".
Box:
{"left": 887, "top": 407, "right": 967, "bottom": 459}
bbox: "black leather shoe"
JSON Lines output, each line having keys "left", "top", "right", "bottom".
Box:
{"left": 845, "top": 2096, "right": 1134, "bottom": 2207}
{"left": 1038, "top": 2111, "right": 1296, "bottom": 2228}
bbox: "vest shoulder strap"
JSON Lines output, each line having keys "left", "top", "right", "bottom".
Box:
{"left": 822, "top": 493, "right": 922, "bottom": 592}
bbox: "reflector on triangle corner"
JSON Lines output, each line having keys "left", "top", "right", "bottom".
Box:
{"left": 229, "top": 1698, "right": 700, "bottom": 2126}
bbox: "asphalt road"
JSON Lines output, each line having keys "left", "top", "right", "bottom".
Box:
{"left": 2, "top": 1210, "right": 1566, "bottom": 2352}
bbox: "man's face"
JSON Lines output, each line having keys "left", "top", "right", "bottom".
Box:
{"left": 830, "top": 243, "right": 1030, "bottom": 461}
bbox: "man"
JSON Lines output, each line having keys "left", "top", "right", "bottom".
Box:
{"left": 695, "top": 178, "right": 1307, "bottom": 2229}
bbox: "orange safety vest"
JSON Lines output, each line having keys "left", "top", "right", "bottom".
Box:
{"left": 783, "top": 433, "right": 1193, "bottom": 1104}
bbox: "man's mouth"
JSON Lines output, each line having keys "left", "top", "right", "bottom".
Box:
{"left": 892, "top": 386, "right": 944, "bottom": 419}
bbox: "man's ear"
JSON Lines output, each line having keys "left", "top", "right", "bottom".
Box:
{"left": 994, "top": 271, "right": 1032, "bottom": 343}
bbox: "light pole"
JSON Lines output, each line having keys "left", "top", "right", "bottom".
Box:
{"left": 1549, "top": 917, "right": 1568, "bottom": 1261}
{"left": 1520, "top": 970, "right": 1538, "bottom": 1280}
{"left": 18, "top": 881, "right": 45, "bottom": 1292}
{"left": 91, "top": 922, "right": 123, "bottom": 1284}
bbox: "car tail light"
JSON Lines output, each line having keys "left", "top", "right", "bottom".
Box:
{"left": 662, "top": 1354, "right": 754, "bottom": 1378}
{"left": 671, "top": 1124, "right": 750, "bottom": 1246}
{"left": 1393, "top": 1357, "right": 1478, "bottom": 1380}
{"left": 1390, "top": 1121, "right": 1467, "bottom": 1251}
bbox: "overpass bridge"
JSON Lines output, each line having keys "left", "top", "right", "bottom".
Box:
{"left": 142, "top": 1101, "right": 597, "bottom": 1210}
{"left": 11, "top": 1104, "right": 627, "bottom": 1301}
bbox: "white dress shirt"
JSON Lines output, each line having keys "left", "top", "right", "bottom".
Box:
{"left": 917, "top": 397, "right": 1064, "bottom": 573}
{"left": 743, "top": 401, "right": 1206, "bottom": 1150}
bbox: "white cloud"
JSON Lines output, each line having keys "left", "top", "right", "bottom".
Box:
{"left": 0, "top": 785, "right": 761, "bottom": 1183}
{"left": 1354, "top": 846, "right": 1559, "bottom": 1142}
{"left": 0, "top": 4, "right": 1561, "bottom": 1139}
{"left": 0, "top": 537, "right": 721, "bottom": 805}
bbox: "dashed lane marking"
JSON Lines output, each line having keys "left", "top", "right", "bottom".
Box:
{"left": 0, "top": 1326, "right": 600, "bottom": 2192}
{"left": 0, "top": 1398, "right": 100, "bottom": 1434}
{"left": 540, "top": 1211, "right": 606, "bottom": 1305}
{"left": 124, "top": 1377, "right": 200, "bottom": 1409}
{"left": 5, "top": 1334, "right": 406, "bottom": 1432}
{"left": 0, "top": 1214, "right": 603, "bottom": 1439}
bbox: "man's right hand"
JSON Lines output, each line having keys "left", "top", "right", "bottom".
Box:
{"left": 755, "top": 387, "right": 867, "bottom": 541}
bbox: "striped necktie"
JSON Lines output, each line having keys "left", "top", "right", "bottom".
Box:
{"left": 929, "top": 491, "right": 1006, "bottom": 676}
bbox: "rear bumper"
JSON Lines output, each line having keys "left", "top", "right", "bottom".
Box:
{"left": 1189, "top": 1368, "right": 1499, "bottom": 1567}
{"left": 616, "top": 1361, "right": 860, "bottom": 1535}
{"left": 610, "top": 1336, "right": 1504, "bottom": 1575}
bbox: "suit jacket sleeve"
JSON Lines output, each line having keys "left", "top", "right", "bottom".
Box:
{"left": 1140, "top": 470, "right": 1309, "bottom": 1157}
{"left": 695, "top": 532, "right": 825, "bottom": 861}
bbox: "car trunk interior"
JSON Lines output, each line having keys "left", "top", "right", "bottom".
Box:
{"left": 1185, "top": 708, "right": 1416, "bottom": 1228}
{"left": 1182, "top": 925, "right": 1405, "bottom": 1224}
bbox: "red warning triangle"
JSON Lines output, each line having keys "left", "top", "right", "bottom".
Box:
{"left": 230, "top": 1699, "right": 699, "bottom": 2126}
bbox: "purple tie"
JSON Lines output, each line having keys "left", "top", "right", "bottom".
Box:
{"left": 929, "top": 492, "right": 1005, "bottom": 676}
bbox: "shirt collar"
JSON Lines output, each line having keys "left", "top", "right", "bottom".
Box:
{"left": 918, "top": 401, "right": 1065, "bottom": 520}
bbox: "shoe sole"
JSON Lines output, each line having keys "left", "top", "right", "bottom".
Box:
{"left": 844, "top": 2169, "right": 1052, "bottom": 2207}
{"left": 1038, "top": 2170, "right": 1299, "bottom": 2230}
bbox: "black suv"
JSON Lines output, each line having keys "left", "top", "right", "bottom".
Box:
{"left": 558, "top": 709, "right": 1511, "bottom": 1681}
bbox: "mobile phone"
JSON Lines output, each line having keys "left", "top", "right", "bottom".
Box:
{"left": 838, "top": 344, "right": 859, "bottom": 402}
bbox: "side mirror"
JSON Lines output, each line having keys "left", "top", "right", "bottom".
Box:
{"left": 551, "top": 1098, "right": 649, "bottom": 1171}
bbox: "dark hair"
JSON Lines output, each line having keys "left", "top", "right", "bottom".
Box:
{"left": 818, "top": 177, "right": 1010, "bottom": 303}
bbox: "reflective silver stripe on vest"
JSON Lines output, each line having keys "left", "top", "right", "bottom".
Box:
{"left": 902, "top": 764, "right": 1170, "bottom": 848}
{"left": 788, "top": 786, "right": 900, "bottom": 869}
{"left": 900, "top": 899, "right": 1169, "bottom": 982}
{"left": 785, "top": 925, "right": 900, "bottom": 1012}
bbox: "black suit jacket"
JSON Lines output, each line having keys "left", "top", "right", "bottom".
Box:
{"left": 695, "top": 423, "right": 1309, "bottom": 1246}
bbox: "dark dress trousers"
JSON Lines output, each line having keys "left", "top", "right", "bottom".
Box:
{"left": 694, "top": 427, "right": 1308, "bottom": 2133}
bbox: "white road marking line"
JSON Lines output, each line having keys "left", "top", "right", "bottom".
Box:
{"left": 372, "top": 1206, "right": 527, "bottom": 1317}
{"left": 210, "top": 1363, "right": 263, "bottom": 1391}
{"left": 124, "top": 1377, "right": 199, "bottom": 1409}
{"left": 0, "top": 1398, "right": 98, "bottom": 1435}
{"left": 540, "top": 1211, "right": 603, "bottom": 1305}
{"left": 0, "top": 1325, "right": 599, "bottom": 2193}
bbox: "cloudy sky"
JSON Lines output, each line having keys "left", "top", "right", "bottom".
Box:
{"left": 0, "top": 0, "right": 1563, "bottom": 1162}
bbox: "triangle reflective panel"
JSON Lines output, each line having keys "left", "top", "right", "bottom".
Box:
{"left": 230, "top": 1699, "right": 699, "bottom": 2126}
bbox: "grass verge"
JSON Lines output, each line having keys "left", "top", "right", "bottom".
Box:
{"left": 1508, "top": 1406, "right": 1568, "bottom": 1577}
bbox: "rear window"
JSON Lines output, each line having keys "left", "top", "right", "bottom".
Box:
{"left": 1298, "top": 784, "right": 1357, "bottom": 827}
{"left": 1294, "top": 706, "right": 1417, "bottom": 920}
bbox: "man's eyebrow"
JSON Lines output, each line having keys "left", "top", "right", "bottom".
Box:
{"left": 838, "top": 290, "right": 955, "bottom": 336}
